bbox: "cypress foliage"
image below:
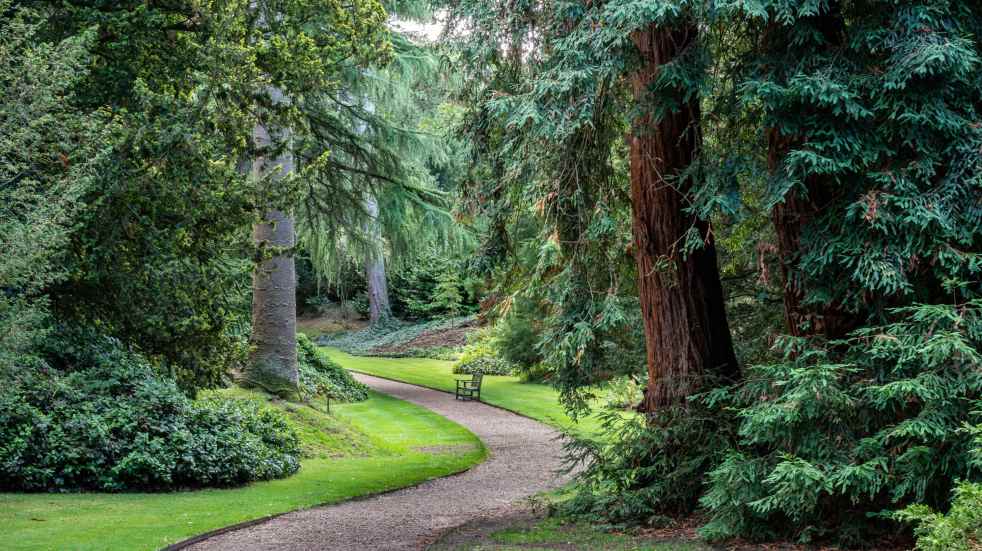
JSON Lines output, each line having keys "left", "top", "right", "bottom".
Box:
{"left": 450, "top": 0, "right": 982, "bottom": 543}
{"left": 698, "top": 0, "right": 982, "bottom": 542}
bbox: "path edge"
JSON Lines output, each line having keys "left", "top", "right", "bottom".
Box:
{"left": 348, "top": 370, "right": 579, "bottom": 439}
{"left": 160, "top": 388, "right": 489, "bottom": 551}
{"left": 161, "top": 453, "right": 486, "bottom": 551}
{"left": 165, "top": 372, "right": 572, "bottom": 551}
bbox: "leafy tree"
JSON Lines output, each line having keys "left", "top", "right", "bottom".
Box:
{"left": 297, "top": 23, "right": 469, "bottom": 328}
{"left": 33, "top": 0, "right": 261, "bottom": 391}
{"left": 0, "top": 3, "right": 104, "bottom": 371}
{"left": 25, "top": 0, "right": 392, "bottom": 393}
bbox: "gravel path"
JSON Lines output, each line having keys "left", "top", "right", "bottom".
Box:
{"left": 185, "top": 373, "right": 572, "bottom": 551}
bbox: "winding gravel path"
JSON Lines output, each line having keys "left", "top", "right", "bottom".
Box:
{"left": 185, "top": 373, "right": 572, "bottom": 551}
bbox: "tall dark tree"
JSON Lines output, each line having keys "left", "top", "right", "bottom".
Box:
{"left": 629, "top": 20, "right": 739, "bottom": 411}
{"left": 699, "top": 1, "right": 982, "bottom": 541}
{"left": 764, "top": 3, "right": 851, "bottom": 339}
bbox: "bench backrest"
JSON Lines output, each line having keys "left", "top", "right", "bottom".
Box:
{"left": 471, "top": 372, "right": 483, "bottom": 385}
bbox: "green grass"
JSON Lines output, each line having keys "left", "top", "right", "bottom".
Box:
{"left": 325, "top": 348, "right": 607, "bottom": 437}
{"left": 0, "top": 388, "right": 486, "bottom": 551}
{"left": 431, "top": 517, "right": 708, "bottom": 550}
{"left": 490, "top": 518, "right": 707, "bottom": 551}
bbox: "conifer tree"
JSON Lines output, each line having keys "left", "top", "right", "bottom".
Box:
{"left": 297, "top": 28, "right": 465, "bottom": 327}
{"left": 449, "top": 0, "right": 739, "bottom": 410}
{"left": 247, "top": 87, "right": 300, "bottom": 395}
{"left": 697, "top": 1, "right": 982, "bottom": 541}
{"left": 629, "top": 14, "right": 739, "bottom": 410}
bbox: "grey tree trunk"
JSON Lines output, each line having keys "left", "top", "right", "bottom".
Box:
{"left": 364, "top": 192, "right": 391, "bottom": 325}
{"left": 245, "top": 102, "right": 298, "bottom": 397}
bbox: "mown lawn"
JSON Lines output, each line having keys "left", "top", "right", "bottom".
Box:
{"left": 325, "top": 348, "right": 608, "bottom": 438}
{"left": 0, "top": 389, "right": 486, "bottom": 551}
{"left": 431, "top": 516, "right": 709, "bottom": 551}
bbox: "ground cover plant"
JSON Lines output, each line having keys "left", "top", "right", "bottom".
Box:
{"left": 322, "top": 316, "right": 477, "bottom": 356}
{"left": 298, "top": 333, "right": 370, "bottom": 402}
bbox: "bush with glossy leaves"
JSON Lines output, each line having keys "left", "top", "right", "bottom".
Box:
{"left": 0, "top": 330, "right": 300, "bottom": 492}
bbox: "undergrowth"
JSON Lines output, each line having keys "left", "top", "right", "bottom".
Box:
{"left": 321, "top": 316, "right": 476, "bottom": 356}
{"left": 297, "top": 333, "right": 369, "bottom": 402}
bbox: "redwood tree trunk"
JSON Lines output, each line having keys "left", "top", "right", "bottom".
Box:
{"left": 630, "top": 22, "right": 739, "bottom": 412}
{"left": 364, "top": 192, "right": 391, "bottom": 325}
{"left": 766, "top": 4, "right": 852, "bottom": 339}
{"left": 246, "top": 110, "right": 298, "bottom": 396}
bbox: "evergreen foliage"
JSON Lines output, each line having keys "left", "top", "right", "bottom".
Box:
{"left": 15, "top": 0, "right": 391, "bottom": 392}
{"left": 701, "top": 302, "right": 982, "bottom": 543}
{"left": 898, "top": 421, "right": 982, "bottom": 551}
{"left": 448, "top": 0, "right": 982, "bottom": 544}
{"left": 0, "top": 330, "right": 300, "bottom": 492}
{"left": 297, "top": 334, "right": 370, "bottom": 402}
{"left": 0, "top": 3, "right": 104, "bottom": 373}
{"left": 297, "top": 11, "right": 472, "bottom": 318}
{"left": 390, "top": 249, "right": 482, "bottom": 319}
{"left": 563, "top": 404, "right": 733, "bottom": 525}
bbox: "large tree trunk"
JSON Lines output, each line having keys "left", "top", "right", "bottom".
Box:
{"left": 245, "top": 105, "right": 298, "bottom": 397}
{"left": 630, "top": 22, "right": 739, "bottom": 413}
{"left": 766, "top": 4, "right": 852, "bottom": 340}
{"left": 363, "top": 192, "right": 391, "bottom": 324}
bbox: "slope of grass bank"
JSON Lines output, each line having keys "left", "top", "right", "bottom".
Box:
{"left": 0, "top": 388, "right": 486, "bottom": 551}
{"left": 326, "top": 348, "right": 608, "bottom": 438}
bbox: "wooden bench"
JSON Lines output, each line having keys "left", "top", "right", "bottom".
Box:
{"left": 455, "top": 372, "right": 483, "bottom": 401}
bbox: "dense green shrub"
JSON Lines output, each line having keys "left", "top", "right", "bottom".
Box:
{"left": 700, "top": 303, "right": 982, "bottom": 544}
{"left": 493, "top": 299, "right": 546, "bottom": 371}
{"left": 898, "top": 424, "right": 982, "bottom": 551}
{"left": 0, "top": 332, "right": 300, "bottom": 492}
{"left": 563, "top": 403, "right": 734, "bottom": 524}
{"left": 297, "top": 334, "right": 369, "bottom": 402}
{"left": 899, "top": 482, "right": 982, "bottom": 551}
{"left": 452, "top": 334, "right": 515, "bottom": 375}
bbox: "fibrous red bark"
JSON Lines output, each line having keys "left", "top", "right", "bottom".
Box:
{"left": 766, "top": 4, "right": 853, "bottom": 340}
{"left": 630, "top": 22, "right": 739, "bottom": 412}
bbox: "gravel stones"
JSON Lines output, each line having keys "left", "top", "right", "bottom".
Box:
{"left": 186, "top": 373, "right": 572, "bottom": 551}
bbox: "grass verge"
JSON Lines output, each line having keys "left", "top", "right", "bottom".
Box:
{"left": 0, "top": 388, "right": 486, "bottom": 551}
{"left": 430, "top": 516, "right": 709, "bottom": 551}
{"left": 325, "top": 348, "right": 607, "bottom": 438}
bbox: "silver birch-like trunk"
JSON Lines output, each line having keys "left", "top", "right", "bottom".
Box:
{"left": 245, "top": 92, "right": 298, "bottom": 396}
{"left": 364, "top": 192, "right": 391, "bottom": 324}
